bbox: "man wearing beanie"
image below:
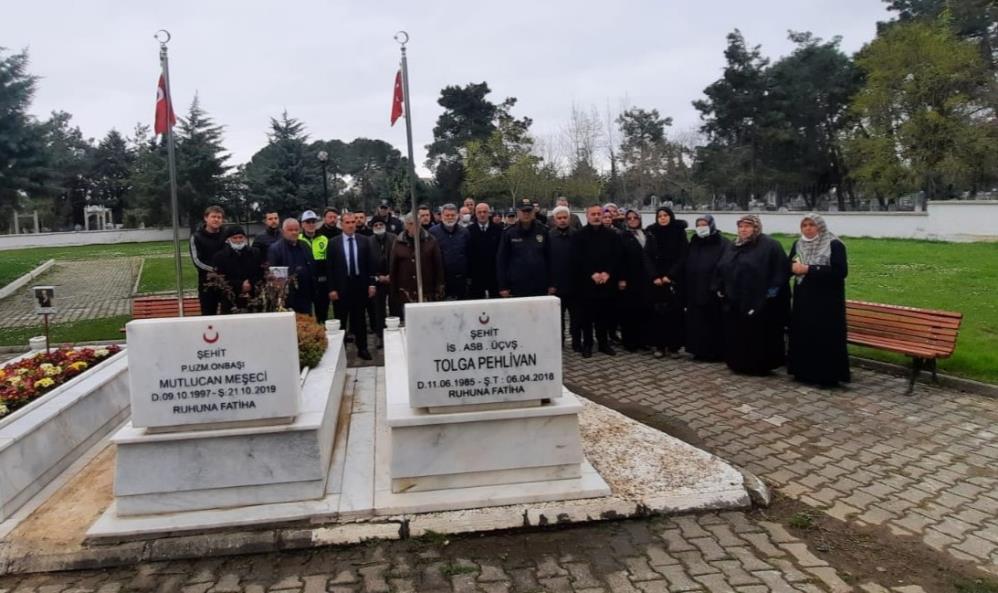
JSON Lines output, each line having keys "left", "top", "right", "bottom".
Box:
{"left": 211, "top": 226, "right": 263, "bottom": 314}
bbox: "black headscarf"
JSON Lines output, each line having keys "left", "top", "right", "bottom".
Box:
{"left": 645, "top": 206, "right": 688, "bottom": 279}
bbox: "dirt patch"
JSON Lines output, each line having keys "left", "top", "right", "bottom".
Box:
{"left": 6, "top": 445, "right": 115, "bottom": 549}
{"left": 754, "top": 494, "right": 997, "bottom": 593}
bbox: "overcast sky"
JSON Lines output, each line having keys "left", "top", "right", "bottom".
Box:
{"left": 3, "top": 1, "right": 890, "bottom": 175}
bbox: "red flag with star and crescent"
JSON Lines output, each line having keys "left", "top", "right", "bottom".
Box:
{"left": 390, "top": 70, "right": 404, "bottom": 126}
{"left": 154, "top": 74, "right": 176, "bottom": 135}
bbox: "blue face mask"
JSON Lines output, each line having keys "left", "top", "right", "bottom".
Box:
{"left": 695, "top": 226, "right": 711, "bottom": 238}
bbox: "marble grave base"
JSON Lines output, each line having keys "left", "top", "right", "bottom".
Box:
{"left": 107, "top": 330, "right": 346, "bottom": 516}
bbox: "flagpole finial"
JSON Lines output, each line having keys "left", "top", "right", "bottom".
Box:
{"left": 155, "top": 30, "right": 172, "bottom": 46}
{"left": 394, "top": 31, "right": 409, "bottom": 47}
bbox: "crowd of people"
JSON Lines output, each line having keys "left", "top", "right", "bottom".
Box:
{"left": 188, "top": 197, "right": 850, "bottom": 387}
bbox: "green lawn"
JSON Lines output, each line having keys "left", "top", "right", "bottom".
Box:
{"left": 0, "top": 241, "right": 178, "bottom": 287}
{"left": 0, "top": 315, "right": 130, "bottom": 347}
{"left": 137, "top": 256, "right": 199, "bottom": 294}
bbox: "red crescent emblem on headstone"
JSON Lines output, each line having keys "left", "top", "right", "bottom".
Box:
{"left": 202, "top": 325, "right": 219, "bottom": 344}
{"left": 479, "top": 313, "right": 489, "bottom": 325}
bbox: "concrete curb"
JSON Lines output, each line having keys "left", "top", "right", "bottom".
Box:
{"left": 130, "top": 257, "right": 145, "bottom": 297}
{"left": 850, "top": 356, "right": 998, "bottom": 399}
{"left": 0, "top": 259, "right": 55, "bottom": 301}
{"left": 0, "top": 340, "right": 126, "bottom": 355}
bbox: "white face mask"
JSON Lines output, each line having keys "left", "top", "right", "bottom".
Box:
{"left": 695, "top": 226, "right": 711, "bottom": 238}
{"left": 228, "top": 240, "right": 247, "bottom": 251}
{"left": 373, "top": 227, "right": 386, "bottom": 236}
{"left": 461, "top": 214, "right": 471, "bottom": 223}
{"left": 800, "top": 233, "right": 818, "bottom": 242}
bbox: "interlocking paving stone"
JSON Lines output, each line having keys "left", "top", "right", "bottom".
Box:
{"left": 0, "top": 259, "right": 140, "bottom": 328}
{"left": 562, "top": 349, "right": 998, "bottom": 574}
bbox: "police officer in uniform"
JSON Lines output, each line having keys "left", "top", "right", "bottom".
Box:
{"left": 300, "top": 210, "right": 330, "bottom": 323}
{"left": 496, "top": 198, "right": 555, "bottom": 298}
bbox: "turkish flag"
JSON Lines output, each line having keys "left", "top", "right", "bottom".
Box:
{"left": 390, "top": 70, "right": 404, "bottom": 126}
{"left": 154, "top": 74, "right": 176, "bottom": 135}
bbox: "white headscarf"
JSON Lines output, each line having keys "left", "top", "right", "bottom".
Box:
{"left": 796, "top": 213, "right": 837, "bottom": 265}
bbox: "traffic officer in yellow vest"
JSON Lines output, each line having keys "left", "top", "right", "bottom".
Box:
{"left": 300, "top": 210, "right": 331, "bottom": 324}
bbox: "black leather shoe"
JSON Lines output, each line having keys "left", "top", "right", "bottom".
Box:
{"left": 581, "top": 349, "right": 593, "bottom": 359}
{"left": 357, "top": 349, "right": 373, "bottom": 360}
{"left": 598, "top": 345, "right": 616, "bottom": 356}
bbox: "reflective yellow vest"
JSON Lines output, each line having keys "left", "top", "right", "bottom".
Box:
{"left": 300, "top": 233, "right": 328, "bottom": 261}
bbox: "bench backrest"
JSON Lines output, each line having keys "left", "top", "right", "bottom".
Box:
{"left": 846, "top": 299, "right": 962, "bottom": 357}
{"left": 132, "top": 297, "right": 201, "bottom": 320}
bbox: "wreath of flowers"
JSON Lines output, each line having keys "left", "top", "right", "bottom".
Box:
{"left": 0, "top": 345, "right": 121, "bottom": 419}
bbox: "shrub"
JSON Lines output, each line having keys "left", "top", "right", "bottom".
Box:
{"left": 296, "top": 314, "right": 328, "bottom": 370}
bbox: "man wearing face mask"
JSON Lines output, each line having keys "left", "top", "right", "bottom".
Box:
{"left": 458, "top": 206, "right": 473, "bottom": 227}
{"left": 368, "top": 218, "right": 396, "bottom": 347}
{"left": 429, "top": 203, "right": 470, "bottom": 300}
{"left": 467, "top": 202, "right": 502, "bottom": 299}
{"left": 212, "top": 226, "right": 264, "bottom": 314}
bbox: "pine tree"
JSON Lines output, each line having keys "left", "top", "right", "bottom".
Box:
{"left": 89, "top": 129, "right": 134, "bottom": 221}
{"left": 245, "top": 111, "right": 319, "bottom": 217}
{"left": 176, "top": 95, "right": 231, "bottom": 227}
{"left": 0, "top": 47, "right": 48, "bottom": 214}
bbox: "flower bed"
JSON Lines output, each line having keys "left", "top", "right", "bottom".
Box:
{"left": 0, "top": 346, "right": 121, "bottom": 420}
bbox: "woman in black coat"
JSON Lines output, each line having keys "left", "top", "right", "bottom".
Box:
{"left": 619, "top": 209, "right": 656, "bottom": 351}
{"left": 645, "top": 206, "right": 688, "bottom": 357}
{"left": 788, "top": 214, "right": 850, "bottom": 386}
{"left": 684, "top": 215, "right": 731, "bottom": 361}
{"left": 715, "top": 214, "right": 790, "bottom": 375}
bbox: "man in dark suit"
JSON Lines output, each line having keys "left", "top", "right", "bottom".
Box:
{"left": 327, "top": 211, "right": 378, "bottom": 360}
{"left": 467, "top": 202, "right": 502, "bottom": 299}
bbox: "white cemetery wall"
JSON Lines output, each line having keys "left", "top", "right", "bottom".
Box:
{"left": 405, "top": 296, "right": 562, "bottom": 409}
{"left": 126, "top": 312, "right": 301, "bottom": 430}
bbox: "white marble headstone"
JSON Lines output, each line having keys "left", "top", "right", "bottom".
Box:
{"left": 405, "top": 296, "right": 562, "bottom": 409}
{"left": 126, "top": 312, "right": 301, "bottom": 430}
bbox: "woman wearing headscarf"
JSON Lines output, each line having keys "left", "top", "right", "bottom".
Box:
{"left": 715, "top": 214, "right": 790, "bottom": 375}
{"left": 645, "top": 206, "right": 688, "bottom": 357}
{"left": 683, "top": 214, "right": 731, "bottom": 361}
{"left": 619, "top": 209, "right": 656, "bottom": 351}
{"left": 787, "top": 214, "right": 850, "bottom": 386}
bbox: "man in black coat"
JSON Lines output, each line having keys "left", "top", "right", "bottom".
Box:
{"left": 211, "top": 226, "right": 263, "bottom": 314}
{"left": 467, "top": 202, "right": 502, "bottom": 299}
{"left": 190, "top": 205, "right": 227, "bottom": 316}
{"left": 327, "top": 212, "right": 378, "bottom": 360}
{"left": 496, "top": 199, "right": 555, "bottom": 298}
{"left": 254, "top": 210, "right": 281, "bottom": 261}
{"left": 369, "top": 218, "right": 396, "bottom": 347}
{"left": 549, "top": 206, "right": 580, "bottom": 351}
{"left": 267, "top": 219, "right": 317, "bottom": 316}
{"left": 319, "top": 207, "right": 342, "bottom": 240}
{"left": 572, "top": 204, "right": 624, "bottom": 357}
{"left": 429, "top": 203, "right": 470, "bottom": 300}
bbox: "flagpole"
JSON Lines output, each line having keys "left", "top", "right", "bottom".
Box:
{"left": 395, "top": 31, "right": 424, "bottom": 303}
{"left": 157, "top": 30, "right": 185, "bottom": 317}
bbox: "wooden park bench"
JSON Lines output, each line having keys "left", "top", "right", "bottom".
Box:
{"left": 131, "top": 295, "right": 201, "bottom": 321}
{"left": 845, "top": 299, "right": 963, "bottom": 394}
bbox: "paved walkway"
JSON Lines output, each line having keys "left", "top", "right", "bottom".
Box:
{"left": 1, "top": 350, "right": 995, "bottom": 591}
{"left": 0, "top": 259, "right": 140, "bottom": 328}
{"left": 0, "top": 510, "right": 896, "bottom": 593}
{"left": 563, "top": 350, "right": 998, "bottom": 576}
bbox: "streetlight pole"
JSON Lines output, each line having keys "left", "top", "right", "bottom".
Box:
{"left": 317, "top": 151, "right": 329, "bottom": 208}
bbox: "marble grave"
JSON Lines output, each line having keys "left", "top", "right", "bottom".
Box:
{"left": 107, "top": 313, "right": 347, "bottom": 516}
